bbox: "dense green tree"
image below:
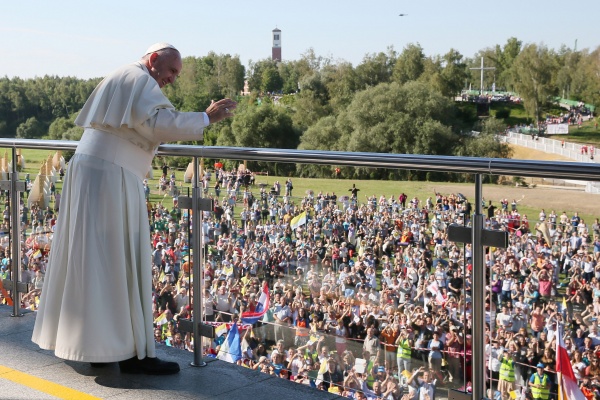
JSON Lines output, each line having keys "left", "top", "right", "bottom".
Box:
{"left": 16, "top": 117, "right": 45, "bottom": 139}
{"left": 224, "top": 104, "right": 298, "bottom": 149}
{"left": 321, "top": 62, "right": 359, "bottom": 113}
{"left": 512, "top": 44, "right": 556, "bottom": 125}
{"left": 48, "top": 117, "right": 74, "bottom": 140}
{"left": 164, "top": 53, "right": 244, "bottom": 111}
{"left": 492, "top": 37, "right": 523, "bottom": 90}
{"left": 304, "top": 81, "right": 459, "bottom": 157}
{"left": 275, "top": 49, "right": 325, "bottom": 95}
{"left": 247, "top": 59, "right": 279, "bottom": 93}
{"left": 392, "top": 43, "right": 425, "bottom": 84}
{"left": 287, "top": 71, "right": 332, "bottom": 130}
{"left": 47, "top": 112, "right": 83, "bottom": 140}
{"left": 456, "top": 118, "right": 512, "bottom": 159}
{"left": 553, "top": 45, "right": 581, "bottom": 100}
{"left": 61, "top": 125, "right": 84, "bottom": 141}
{"left": 216, "top": 103, "right": 299, "bottom": 175}
{"left": 277, "top": 62, "right": 301, "bottom": 94}
{"left": 298, "top": 116, "right": 342, "bottom": 151}
{"left": 289, "top": 90, "right": 331, "bottom": 131}
{"left": 574, "top": 48, "right": 600, "bottom": 109}
{"left": 261, "top": 65, "right": 283, "bottom": 93}
{"left": 354, "top": 48, "right": 396, "bottom": 89}
{"left": 438, "top": 49, "right": 469, "bottom": 98}
{"left": 0, "top": 121, "right": 8, "bottom": 138}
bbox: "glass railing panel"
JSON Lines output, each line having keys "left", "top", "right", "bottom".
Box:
{"left": 480, "top": 177, "right": 598, "bottom": 400}
{"left": 5, "top": 141, "right": 599, "bottom": 400}
{"left": 182, "top": 161, "right": 470, "bottom": 398}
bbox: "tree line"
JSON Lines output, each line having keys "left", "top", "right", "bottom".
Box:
{"left": 1, "top": 39, "right": 599, "bottom": 180}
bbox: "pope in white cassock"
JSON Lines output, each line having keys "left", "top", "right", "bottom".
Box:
{"left": 32, "top": 43, "right": 236, "bottom": 375}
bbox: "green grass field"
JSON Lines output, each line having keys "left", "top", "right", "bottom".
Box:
{"left": 560, "top": 119, "right": 600, "bottom": 146}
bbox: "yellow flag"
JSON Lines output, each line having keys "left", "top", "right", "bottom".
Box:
{"left": 154, "top": 311, "right": 168, "bottom": 325}
{"left": 290, "top": 211, "right": 307, "bottom": 230}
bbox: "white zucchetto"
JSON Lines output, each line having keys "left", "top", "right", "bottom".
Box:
{"left": 144, "top": 42, "right": 178, "bottom": 56}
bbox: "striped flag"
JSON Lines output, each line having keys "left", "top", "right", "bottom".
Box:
{"left": 154, "top": 311, "right": 168, "bottom": 326}
{"left": 215, "top": 323, "right": 228, "bottom": 338}
{"left": 556, "top": 325, "right": 586, "bottom": 400}
{"left": 241, "top": 282, "right": 270, "bottom": 325}
{"left": 290, "top": 211, "right": 307, "bottom": 230}
{"left": 217, "top": 321, "right": 242, "bottom": 363}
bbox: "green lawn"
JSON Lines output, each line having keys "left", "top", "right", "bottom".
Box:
{"left": 560, "top": 119, "right": 600, "bottom": 146}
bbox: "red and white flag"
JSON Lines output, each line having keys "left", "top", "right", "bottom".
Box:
{"left": 427, "top": 281, "right": 446, "bottom": 306}
{"left": 556, "top": 325, "right": 586, "bottom": 400}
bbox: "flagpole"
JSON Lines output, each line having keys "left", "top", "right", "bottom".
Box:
{"left": 191, "top": 155, "right": 207, "bottom": 367}
{"left": 471, "top": 174, "right": 486, "bottom": 400}
{"left": 557, "top": 323, "right": 564, "bottom": 400}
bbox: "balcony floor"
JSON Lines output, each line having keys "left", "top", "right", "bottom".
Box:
{"left": 0, "top": 305, "right": 342, "bottom": 400}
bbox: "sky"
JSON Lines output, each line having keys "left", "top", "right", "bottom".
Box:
{"left": 3, "top": 0, "right": 599, "bottom": 79}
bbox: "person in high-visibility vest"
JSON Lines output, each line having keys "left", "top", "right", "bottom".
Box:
{"left": 395, "top": 329, "right": 413, "bottom": 374}
{"left": 498, "top": 349, "right": 516, "bottom": 400}
{"left": 362, "top": 349, "right": 376, "bottom": 389}
{"left": 528, "top": 363, "right": 550, "bottom": 400}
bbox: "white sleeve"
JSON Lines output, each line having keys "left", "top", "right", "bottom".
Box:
{"left": 152, "top": 109, "right": 209, "bottom": 142}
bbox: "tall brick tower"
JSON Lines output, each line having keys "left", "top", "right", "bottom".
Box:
{"left": 272, "top": 28, "right": 281, "bottom": 62}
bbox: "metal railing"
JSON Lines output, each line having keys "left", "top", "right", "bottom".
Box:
{"left": 2, "top": 138, "right": 600, "bottom": 400}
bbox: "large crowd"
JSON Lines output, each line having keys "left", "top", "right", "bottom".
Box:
{"left": 2, "top": 167, "right": 600, "bottom": 400}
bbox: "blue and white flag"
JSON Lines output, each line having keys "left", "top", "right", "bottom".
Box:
{"left": 217, "top": 322, "right": 242, "bottom": 363}
{"left": 241, "top": 282, "right": 270, "bottom": 325}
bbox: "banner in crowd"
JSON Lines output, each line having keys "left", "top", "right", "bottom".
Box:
{"left": 290, "top": 211, "right": 307, "bottom": 230}
{"left": 241, "top": 282, "right": 270, "bottom": 325}
{"left": 536, "top": 221, "right": 552, "bottom": 245}
{"left": 546, "top": 124, "right": 569, "bottom": 134}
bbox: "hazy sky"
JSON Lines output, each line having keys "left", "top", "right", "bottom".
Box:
{"left": 4, "top": 0, "right": 599, "bottom": 79}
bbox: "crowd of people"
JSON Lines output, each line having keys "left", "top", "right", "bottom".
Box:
{"left": 2, "top": 168, "right": 600, "bottom": 399}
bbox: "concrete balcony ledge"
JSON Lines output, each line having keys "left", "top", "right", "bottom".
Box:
{"left": 0, "top": 305, "right": 342, "bottom": 400}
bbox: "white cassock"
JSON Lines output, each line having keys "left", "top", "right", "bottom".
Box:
{"left": 32, "top": 61, "right": 207, "bottom": 362}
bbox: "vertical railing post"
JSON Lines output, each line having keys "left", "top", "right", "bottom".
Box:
{"left": 10, "top": 148, "right": 23, "bottom": 317}
{"left": 471, "top": 173, "right": 485, "bottom": 400}
{"left": 191, "top": 156, "right": 206, "bottom": 367}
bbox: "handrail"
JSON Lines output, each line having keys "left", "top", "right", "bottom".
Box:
{"left": 1, "top": 138, "right": 600, "bottom": 181}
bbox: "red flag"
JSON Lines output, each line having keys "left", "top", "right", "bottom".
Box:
{"left": 556, "top": 325, "right": 586, "bottom": 400}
